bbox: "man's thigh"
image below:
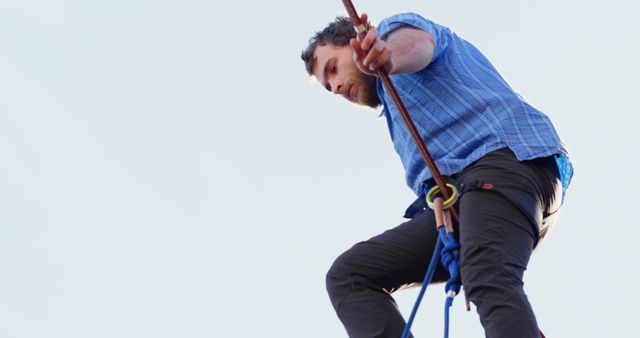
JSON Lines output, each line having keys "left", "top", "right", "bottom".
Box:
{"left": 331, "top": 211, "right": 449, "bottom": 293}
{"left": 458, "top": 188, "right": 535, "bottom": 294}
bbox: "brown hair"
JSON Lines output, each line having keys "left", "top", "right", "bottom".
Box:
{"left": 300, "top": 17, "right": 360, "bottom": 75}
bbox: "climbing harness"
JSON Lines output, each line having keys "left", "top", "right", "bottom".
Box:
{"left": 339, "top": 1, "right": 547, "bottom": 338}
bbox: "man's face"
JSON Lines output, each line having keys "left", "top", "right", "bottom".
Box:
{"left": 312, "top": 44, "right": 380, "bottom": 108}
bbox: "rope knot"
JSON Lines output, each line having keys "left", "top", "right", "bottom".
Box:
{"left": 439, "top": 230, "right": 462, "bottom": 300}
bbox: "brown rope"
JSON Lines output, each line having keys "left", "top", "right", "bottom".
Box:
{"left": 341, "top": 0, "right": 459, "bottom": 222}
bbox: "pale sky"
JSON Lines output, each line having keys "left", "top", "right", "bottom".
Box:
{"left": 1, "top": 1, "right": 639, "bottom": 337}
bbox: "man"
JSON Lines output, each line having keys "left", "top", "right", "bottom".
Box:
{"left": 301, "top": 12, "right": 573, "bottom": 338}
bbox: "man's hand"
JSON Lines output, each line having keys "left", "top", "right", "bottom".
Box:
{"left": 349, "top": 13, "right": 393, "bottom": 76}
{"left": 350, "top": 13, "right": 436, "bottom": 76}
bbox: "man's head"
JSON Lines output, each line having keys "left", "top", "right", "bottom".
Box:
{"left": 301, "top": 17, "right": 381, "bottom": 108}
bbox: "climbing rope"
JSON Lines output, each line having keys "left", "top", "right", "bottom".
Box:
{"left": 400, "top": 192, "right": 461, "bottom": 338}
{"left": 400, "top": 231, "right": 444, "bottom": 338}
{"left": 440, "top": 228, "right": 461, "bottom": 338}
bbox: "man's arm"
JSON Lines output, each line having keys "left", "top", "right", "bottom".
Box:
{"left": 384, "top": 26, "right": 435, "bottom": 74}
{"left": 350, "top": 13, "right": 435, "bottom": 76}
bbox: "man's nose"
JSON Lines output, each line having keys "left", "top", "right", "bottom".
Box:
{"left": 330, "top": 81, "right": 344, "bottom": 94}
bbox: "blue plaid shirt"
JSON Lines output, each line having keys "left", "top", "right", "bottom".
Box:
{"left": 376, "top": 13, "right": 573, "bottom": 197}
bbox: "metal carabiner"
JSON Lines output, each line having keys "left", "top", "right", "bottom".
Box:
{"left": 426, "top": 183, "right": 459, "bottom": 211}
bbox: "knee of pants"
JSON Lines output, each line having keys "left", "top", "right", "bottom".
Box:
{"left": 459, "top": 247, "right": 527, "bottom": 305}
{"left": 325, "top": 246, "right": 370, "bottom": 307}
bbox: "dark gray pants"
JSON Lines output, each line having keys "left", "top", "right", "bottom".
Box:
{"left": 326, "top": 149, "right": 562, "bottom": 338}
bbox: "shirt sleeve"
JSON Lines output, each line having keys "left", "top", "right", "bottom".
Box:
{"left": 376, "top": 12, "right": 449, "bottom": 61}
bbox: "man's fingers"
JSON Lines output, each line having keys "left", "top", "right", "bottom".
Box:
{"left": 370, "top": 48, "right": 393, "bottom": 73}
{"left": 350, "top": 38, "right": 364, "bottom": 60}
{"left": 363, "top": 42, "right": 382, "bottom": 67}
{"left": 354, "top": 13, "right": 368, "bottom": 44}
{"left": 380, "top": 48, "right": 392, "bottom": 70}
{"left": 349, "top": 39, "right": 376, "bottom": 75}
{"left": 360, "top": 13, "right": 367, "bottom": 25}
{"left": 360, "top": 28, "right": 378, "bottom": 52}
{"left": 350, "top": 38, "right": 370, "bottom": 74}
{"left": 350, "top": 14, "right": 392, "bottom": 75}
{"left": 355, "top": 61, "right": 374, "bottom": 76}
{"left": 364, "top": 39, "right": 391, "bottom": 71}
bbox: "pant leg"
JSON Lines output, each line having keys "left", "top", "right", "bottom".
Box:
{"left": 326, "top": 211, "right": 448, "bottom": 338}
{"left": 454, "top": 149, "right": 562, "bottom": 338}
{"left": 458, "top": 189, "right": 539, "bottom": 338}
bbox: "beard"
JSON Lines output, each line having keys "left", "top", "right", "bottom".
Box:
{"left": 358, "top": 72, "right": 381, "bottom": 108}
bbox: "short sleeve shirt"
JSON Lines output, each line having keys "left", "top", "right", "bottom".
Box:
{"left": 375, "top": 13, "right": 573, "bottom": 196}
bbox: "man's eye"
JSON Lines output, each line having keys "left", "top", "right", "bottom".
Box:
{"left": 331, "top": 64, "right": 337, "bottom": 72}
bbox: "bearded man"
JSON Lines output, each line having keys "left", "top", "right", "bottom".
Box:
{"left": 301, "top": 12, "right": 573, "bottom": 338}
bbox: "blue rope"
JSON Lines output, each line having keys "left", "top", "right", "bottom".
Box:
{"left": 439, "top": 229, "right": 461, "bottom": 297}
{"left": 400, "top": 235, "right": 443, "bottom": 338}
{"left": 439, "top": 228, "right": 462, "bottom": 338}
{"left": 444, "top": 297, "right": 453, "bottom": 338}
{"left": 401, "top": 227, "right": 462, "bottom": 338}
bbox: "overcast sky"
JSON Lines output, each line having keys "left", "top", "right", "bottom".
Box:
{"left": 1, "top": 1, "right": 639, "bottom": 337}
